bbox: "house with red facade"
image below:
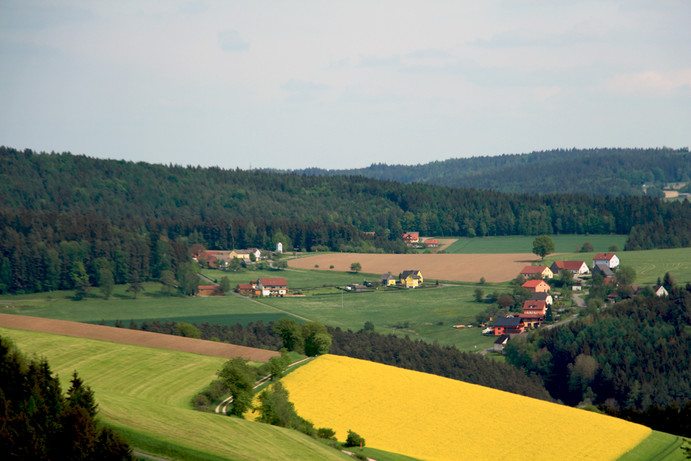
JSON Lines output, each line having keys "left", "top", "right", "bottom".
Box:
{"left": 493, "top": 316, "right": 525, "bottom": 335}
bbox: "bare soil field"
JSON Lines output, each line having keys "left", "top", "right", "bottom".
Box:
{"left": 0, "top": 313, "right": 279, "bottom": 362}
{"left": 289, "top": 253, "right": 540, "bottom": 282}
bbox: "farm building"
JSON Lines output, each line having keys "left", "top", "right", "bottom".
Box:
{"left": 236, "top": 282, "right": 259, "bottom": 296}
{"left": 258, "top": 278, "right": 288, "bottom": 297}
{"left": 493, "top": 335, "right": 510, "bottom": 352}
{"left": 550, "top": 260, "right": 589, "bottom": 276}
{"left": 593, "top": 253, "right": 619, "bottom": 269}
{"left": 592, "top": 264, "right": 615, "bottom": 278}
{"left": 519, "top": 265, "right": 553, "bottom": 279}
{"left": 424, "top": 239, "right": 439, "bottom": 248}
{"left": 197, "top": 285, "right": 222, "bottom": 296}
{"left": 521, "top": 279, "right": 550, "bottom": 293}
{"left": 380, "top": 273, "right": 397, "bottom": 286}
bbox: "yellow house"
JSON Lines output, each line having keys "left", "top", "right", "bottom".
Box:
{"left": 400, "top": 270, "right": 423, "bottom": 288}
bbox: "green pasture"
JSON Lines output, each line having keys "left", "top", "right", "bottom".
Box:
{"left": 0, "top": 285, "right": 302, "bottom": 327}
{"left": 201, "top": 266, "right": 366, "bottom": 290}
{"left": 444, "top": 234, "right": 628, "bottom": 254}
{"left": 258, "top": 284, "right": 499, "bottom": 351}
{"left": 544, "top": 247, "right": 691, "bottom": 285}
{"left": 617, "top": 431, "right": 686, "bottom": 461}
{"left": 0, "top": 327, "right": 353, "bottom": 461}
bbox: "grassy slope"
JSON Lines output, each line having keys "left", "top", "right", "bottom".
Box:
{"left": 544, "top": 247, "right": 691, "bottom": 285}
{"left": 0, "top": 326, "right": 352, "bottom": 461}
{"left": 444, "top": 234, "right": 628, "bottom": 254}
{"left": 617, "top": 431, "right": 686, "bottom": 461}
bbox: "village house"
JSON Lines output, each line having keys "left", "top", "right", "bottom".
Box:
{"left": 593, "top": 253, "right": 619, "bottom": 269}
{"left": 592, "top": 264, "right": 615, "bottom": 278}
{"left": 257, "top": 278, "right": 288, "bottom": 297}
{"left": 424, "top": 239, "right": 439, "bottom": 248}
{"left": 380, "top": 272, "right": 397, "bottom": 287}
{"left": 654, "top": 285, "right": 669, "bottom": 297}
{"left": 493, "top": 317, "right": 525, "bottom": 336}
{"left": 521, "top": 279, "right": 550, "bottom": 293}
{"left": 519, "top": 265, "right": 553, "bottom": 279}
{"left": 402, "top": 232, "right": 420, "bottom": 244}
{"left": 235, "top": 282, "right": 259, "bottom": 296}
{"left": 399, "top": 270, "right": 423, "bottom": 288}
{"left": 530, "top": 292, "right": 553, "bottom": 305}
{"left": 550, "top": 260, "right": 590, "bottom": 276}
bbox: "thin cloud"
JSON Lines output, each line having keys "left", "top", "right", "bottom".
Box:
{"left": 217, "top": 30, "right": 249, "bottom": 52}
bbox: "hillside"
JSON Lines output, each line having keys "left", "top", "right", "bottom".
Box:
{"left": 281, "top": 354, "right": 651, "bottom": 461}
{"left": 297, "top": 147, "right": 691, "bottom": 196}
{"left": 0, "top": 327, "right": 352, "bottom": 461}
{"left": 1, "top": 146, "right": 690, "bottom": 296}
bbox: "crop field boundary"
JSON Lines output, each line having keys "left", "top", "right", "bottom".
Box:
{"left": 0, "top": 313, "right": 279, "bottom": 362}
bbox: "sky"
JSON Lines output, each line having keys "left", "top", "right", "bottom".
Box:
{"left": 1, "top": 1, "right": 690, "bottom": 170}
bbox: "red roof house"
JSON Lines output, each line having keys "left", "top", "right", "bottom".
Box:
{"left": 258, "top": 278, "right": 288, "bottom": 297}
{"left": 593, "top": 253, "right": 619, "bottom": 269}
{"left": 550, "top": 261, "right": 589, "bottom": 275}
{"left": 519, "top": 265, "right": 553, "bottom": 279}
{"left": 521, "top": 279, "right": 551, "bottom": 293}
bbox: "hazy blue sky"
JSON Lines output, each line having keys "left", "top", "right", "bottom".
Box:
{"left": 1, "top": 1, "right": 689, "bottom": 170}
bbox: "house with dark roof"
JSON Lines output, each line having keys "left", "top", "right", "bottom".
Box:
{"left": 493, "top": 316, "right": 525, "bottom": 335}
{"left": 550, "top": 260, "right": 589, "bottom": 276}
{"left": 592, "top": 264, "right": 615, "bottom": 278}
{"left": 380, "top": 272, "right": 397, "bottom": 287}
{"left": 520, "top": 265, "right": 553, "bottom": 279}
{"left": 593, "top": 253, "right": 619, "bottom": 269}
{"left": 493, "top": 335, "right": 510, "bottom": 352}
{"left": 399, "top": 270, "right": 423, "bottom": 288}
{"left": 530, "top": 292, "right": 553, "bottom": 305}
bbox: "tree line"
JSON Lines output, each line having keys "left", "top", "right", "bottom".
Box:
{"left": 1, "top": 146, "right": 689, "bottom": 294}
{"left": 298, "top": 147, "right": 691, "bottom": 196}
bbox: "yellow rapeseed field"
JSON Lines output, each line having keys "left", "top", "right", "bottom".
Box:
{"left": 281, "top": 354, "right": 651, "bottom": 461}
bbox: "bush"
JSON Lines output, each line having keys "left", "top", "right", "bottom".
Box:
{"left": 317, "top": 427, "right": 337, "bottom": 440}
{"left": 345, "top": 430, "right": 365, "bottom": 448}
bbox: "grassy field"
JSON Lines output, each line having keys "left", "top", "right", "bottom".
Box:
{"left": 444, "top": 234, "right": 628, "bottom": 254}
{"left": 544, "top": 247, "right": 691, "bottom": 284}
{"left": 0, "top": 327, "right": 355, "bottom": 461}
{"left": 617, "top": 431, "right": 686, "bottom": 461}
{"left": 201, "top": 266, "right": 367, "bottom": 290}
{"left": 258, "top": 283, "right": 501, "bottom": 351}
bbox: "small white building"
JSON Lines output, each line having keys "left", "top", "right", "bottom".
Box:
{"left": 654, "top": 285, "right": 669, "bottom": 297}
{"left": 276, "top": 242, "right": 283, "bottom": 254}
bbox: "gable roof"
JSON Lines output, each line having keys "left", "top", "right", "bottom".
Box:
{"left": 592, "top": 265, "right": 614, "bottom": 277}
{"left": 552, "top": 261, "right": 587, "bottom": 271}
{"left": 530, "top": 292, "right": 551, "bottom": 301}
{"left": 258, "top": 278, "right": 288, "bottom": 287}
{"left": 594, "top": 253, "right": 617, "bottom": 261}
{"left": 401, "top": 270, "right": 422, "bottom": 279}
{"left": 520, "top": 265, "right": 549, "bottom": 274}
{"left": 494, "top": 317, "right": 523, "bottom": 328}
{"left": 523, "top": 300, "right": 547, "bottom": 310}
{"left": 522, "top": 279, "right": 548, "bottom": 288}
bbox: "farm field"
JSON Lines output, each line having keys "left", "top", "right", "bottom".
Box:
{"left": 201, "top": 266, "right": 367, "bottom": 289}
{"left": 288, "top": 252, "right": 539, "bottom": 283}
{"left": 0, "top": 284, "right": 303, "bottom": 327}
{"left": 281, "top": 355, "right": 653, "bottom": 461}
{"left": 544, "top": 247, "right": 691, "bottom": 284}
{"left": 258, "top": 284, "right": 499, "bottom": 350}
{"left": 443, "top": 234, "right": 628, "bottom": 254}
{"left": 0, "top": 327, "right": 353, "bottom": 461}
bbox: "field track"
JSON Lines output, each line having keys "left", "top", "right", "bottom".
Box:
{"left": 290, "top": 252, "right": 541, "bottom": 282}
{"left": 0, "top": 313, "right": 279, "bottom": 362}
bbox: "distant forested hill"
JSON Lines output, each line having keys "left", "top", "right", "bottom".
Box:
{"left": 1, "top": 146, "right": 689, "bottom": 294}
{"left": 297, "top": 147, "right": 690, "bottom": 196}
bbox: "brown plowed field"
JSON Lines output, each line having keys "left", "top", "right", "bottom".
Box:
{"left": 0, "top": 313, "right": 279, "bottom": 362}
{"left": 289, "top": 253, "right": 539, "bottom": 282}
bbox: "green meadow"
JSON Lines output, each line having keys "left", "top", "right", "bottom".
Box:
{"left": 544, "top": 247, "right": 691, "bottom": 285}
{"left": 0, "top": 327, "right": 352, "bottom": 461}
{"left": 444, "top": 234, "right": 628, "bottom": 254}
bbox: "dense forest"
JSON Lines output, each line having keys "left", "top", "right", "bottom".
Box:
{"left": 1, "top": 146, "right": 690, "bottom": 294}
{"left": 125, "top": 319, "right": 550, "bottom": 401}
{"left": 504, "top": 287, "right": 691, "bottom": 436}
{"left": 0, "top": 335, "right": 133, "bottom": 460}
{"left": 298, "top": 147, "right": 691, "bottom": 196}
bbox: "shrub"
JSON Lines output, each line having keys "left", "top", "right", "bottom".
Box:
{"left": 345, "top": 430, "right": 365, "bottom": 448}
